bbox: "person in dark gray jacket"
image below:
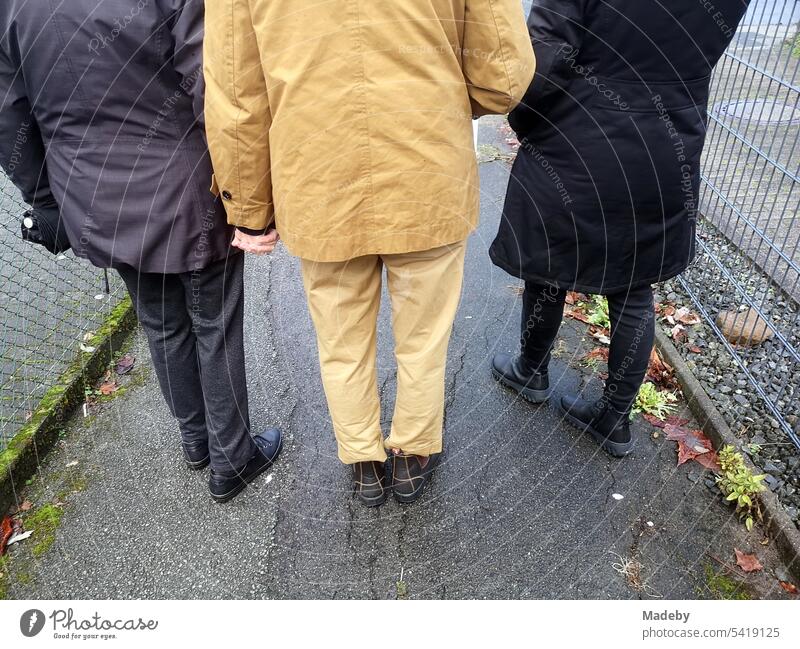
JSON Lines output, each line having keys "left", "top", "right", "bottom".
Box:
{"left": 0, "top": 0, "right": 281, "bottom": 502}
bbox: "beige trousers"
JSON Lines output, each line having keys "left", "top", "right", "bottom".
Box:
{"left": 300, "top": 240, "right": 467, "bottom": 464}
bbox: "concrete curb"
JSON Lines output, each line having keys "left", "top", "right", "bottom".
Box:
{"left": 655, "top": 327, "right": 800, "bottom": 583}
{"left": 0, "top": 297, "right": 136, "bottom": 516}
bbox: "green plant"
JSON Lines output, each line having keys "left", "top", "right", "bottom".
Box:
{"left": 25, "top": 503, "right": 64, "bottom": 557}
{"left": 631, "top": 382, "right": 677, "bottom": 420}
{"left": 581, "top": 295, "right": 610, "bottom": 329}
{"left": 716, "top": 445, "right": 765, "bottom": 531}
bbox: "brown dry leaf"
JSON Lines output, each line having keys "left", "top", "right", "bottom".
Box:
{"left": 99, "top": 380, "right": 118, "bottom": 396}
{"left": 734, "top": 549, "right": 763, "bottom": 573}
{"left": 115, "top": 353, "right": 136, "bottom": 375}
{"left": 584, "top": 347, "right": 609, "bottom": 363}
{"left": 675, "top": 306, "right": 702, "bottom": 326}
{"left": 670, "top": 323, "right": 688, "bottom": 342}
{"left": 779, "top": 581, "right": 798, "bottom": 595}
{"left": 687, "top": 345, "right": 702, "bottom": 354}
{"left": 589, "top": 326, "right": 611, "bottom": 345}
{"left": 643, "top": 413, "right": 689, "bottom": 429}
{"left": 565, "top": 306, "right": 592, "bottom": 324}
{"left": 19, "top": 500, "right": 33, "bottom": 512}
{"left": 656, "top": 302, "right": 676, "bottom": 319}
{"left": 665, "top": 424, "right": 720, "bottom": 471}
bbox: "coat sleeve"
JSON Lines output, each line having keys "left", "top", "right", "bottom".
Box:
{"left": 462, "top": 0, "right": 536, "bottom": 117}
{"left": 508, "top": 0, "right": 588, "bottom": 137}
{"left": 0, "top": 46, "right": 55, "bottom": 209}
{"left": 203, "top": 0, "right": 273, "bottom": 231}
{"left": 166, "top": 0, "right": 206, "bottom": 127}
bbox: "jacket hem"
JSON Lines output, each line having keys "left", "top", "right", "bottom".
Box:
{"left": 489, "top": 248, "right": 691, "bottom": 295}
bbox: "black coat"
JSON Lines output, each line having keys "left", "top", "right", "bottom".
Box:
{"left": 0, "top": 0, "right": 234, "bottom": 274}
{"left": 490, "top": 0, "right": 750, "bottom": 294}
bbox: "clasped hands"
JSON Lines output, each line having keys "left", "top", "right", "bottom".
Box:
{"left": 231, "top": 227, "right": 280, "bottom": 256}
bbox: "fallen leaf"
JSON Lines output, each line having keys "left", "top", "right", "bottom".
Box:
{"left": 734, "top": 549, "right": 763, "bottom": 573}
{"left": 584, "top": 347, "right": 609, "bottom": 363}
{"left": 589, "top": 326, "right": 611, "bottom": 345}
{"left": 643, "top": 413, "right": 689, "bottom": 429}
{"left": 779, "top": 581, "right": 798, "bottom": 595}
{"left": 687, "top": 345, "right": 703, "bottom": 354}
{"left": 675, "top": 306, "right": 702, "bottom": 326}
{"left": 665, "top": 424, "right": 720, "bottom": 471}
{"left": 19, "top": 500, "right": 33, "bottom": 512}
{"left": 99, "top": 380, "right": 118, "bottom": 396}
{"left": 0, "top": 516, "right": 13, "bottom": 556}
{"left": 670, "top": 323, "right": 687, "bottom": 342}
{"left": 564, "top": 306, "right": 592, "bottom": 324}
{"left": 115, "top": 354, "right": 136, "bottom": 375}
{"left": 646, "top": 349, "right": 678, "bottom": 389}
{"left": 566, "top": 291, "right": 587, "bottom": 305}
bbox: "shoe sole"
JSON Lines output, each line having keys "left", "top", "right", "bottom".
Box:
{"left": 185, "top": 454, "right": 210, "bottom": 471}
{"left": 491, "top": 368, "right": 551, "bottom": 403}
{"left": 210, "top": 438, "right": 283, "bottom": 504}
{"left": 392, "top": 455, "right": 441, "bottom": 505}
{"left": 557, "top": 402, "right": 635, "bottom": 458}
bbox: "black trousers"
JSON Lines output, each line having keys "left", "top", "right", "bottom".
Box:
{"left": 520, "top": 282, "right": 655, "bottom": 414}
{"left": 117, "top": 253, "right": 256, "bottom": 473}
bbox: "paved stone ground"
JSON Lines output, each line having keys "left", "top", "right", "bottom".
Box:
{"left": 2, "top": 119, "right": 795, "bottom": 600}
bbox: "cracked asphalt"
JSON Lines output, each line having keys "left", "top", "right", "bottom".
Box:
{"left": 5, "top": 118, "right": 794, "bottom": 599}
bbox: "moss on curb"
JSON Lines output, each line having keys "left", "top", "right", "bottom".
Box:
{"left": 0, "top": 296, "right": 135, "bottom": 515}
{"left": 26, "top": 504, "right": 64, "bottom": 558}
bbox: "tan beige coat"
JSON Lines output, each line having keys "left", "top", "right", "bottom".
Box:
{"left": 204, "top": 0, "right": 535, "bottom": 262}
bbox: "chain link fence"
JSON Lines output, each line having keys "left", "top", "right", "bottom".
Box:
{"left": 0, "top": 174, "right": 125, "bottom": 452}
{"left": 676, "top": 0, "right": 800, "bottom": 451}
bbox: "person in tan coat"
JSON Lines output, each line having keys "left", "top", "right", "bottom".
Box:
{"left": 204, "top": 0, "right": 535, "bottom": 506}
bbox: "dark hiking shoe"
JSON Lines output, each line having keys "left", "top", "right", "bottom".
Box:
{"left": 209, "top": 428, "right": 283, "bottom": 503}
{"left": 491, "top": 352, "right": 551, "bottom": 403}
{"left": 391, "top": 452, "right": 441, "bottom": 504}
{"left": 559, "top": 394, "right": 634, "bottom": 457}
{"left": 352, "top": 461, "right": 388, "bottom": 507}
{"left": 182, "top": 441, "right": 210, "bottom": 471}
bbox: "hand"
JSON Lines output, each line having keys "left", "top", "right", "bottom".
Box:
{"left": 231, "top": 228, "right": 280, "bottom": 255}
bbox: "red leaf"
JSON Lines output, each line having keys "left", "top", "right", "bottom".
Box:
{"left": 584, "top": 347, "right": 609, "bottom": 362}
{"left": 0, "top": 516, "right": 13, "bottom": 556}
{"left": 779, "top": 581, "right": 798, "bottom": 595}
{"left": 687, "top": 345, "right": 702, "bottom": 354}
{"left": 664, "top": 424, "right": 720, "bottom": 471}
{"left": 734, "top": 549, "right": 763, "bottom": 573}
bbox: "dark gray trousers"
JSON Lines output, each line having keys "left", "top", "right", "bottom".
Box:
{"left": 117, "top": 253, "right": 256, "bottom": 473}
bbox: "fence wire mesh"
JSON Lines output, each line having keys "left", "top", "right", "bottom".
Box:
{"left": 679, "top": 0, "right": 800, "bottom": 450}
{"left": 0, "top": 174, "right": 125, "bottom": 452}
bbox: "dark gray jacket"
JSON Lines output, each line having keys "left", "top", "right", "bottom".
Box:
{"left": 0, "top": 0, "right": 234, "bottom": 273}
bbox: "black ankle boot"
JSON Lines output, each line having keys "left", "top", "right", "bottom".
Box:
{"left": 491, "top": 352, "right": 551, "bottom": 403}
{"left": 391, "top": 453, "right": 441, "bottom": 504}
{"left": 559, "top": 394, "right": 634, "bottom": 457}
{"left": 352, "top": 461, "right": 388, "bottom": 507}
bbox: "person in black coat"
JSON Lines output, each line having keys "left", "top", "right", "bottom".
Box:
{"left": 0, "top": 0, "right": 281, "bottom": 501}
{"left": 490, "top": 0, "right": 750, "bottom": 456}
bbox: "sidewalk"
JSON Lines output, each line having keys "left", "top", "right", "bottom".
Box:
{"left": 1, "top": 119, "right": 794, "bottom": 600}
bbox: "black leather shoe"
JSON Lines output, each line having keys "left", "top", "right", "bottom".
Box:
{"left": 559, "top": 394, "right": 634, "bottom": 457}
{"left": 182, "top": 441, "right": 210, "bottom": 471}
{"left": 491, "top": 352, "right": 551, "bottom": 403}
{"left": 391, "top": 452, "right": 440, "bottom": 504}
{"left": 209, "top": 428, "right": 283, "bottom": 503}
{"left": 352, "top": 461, "right": 388, "bottom": 507}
